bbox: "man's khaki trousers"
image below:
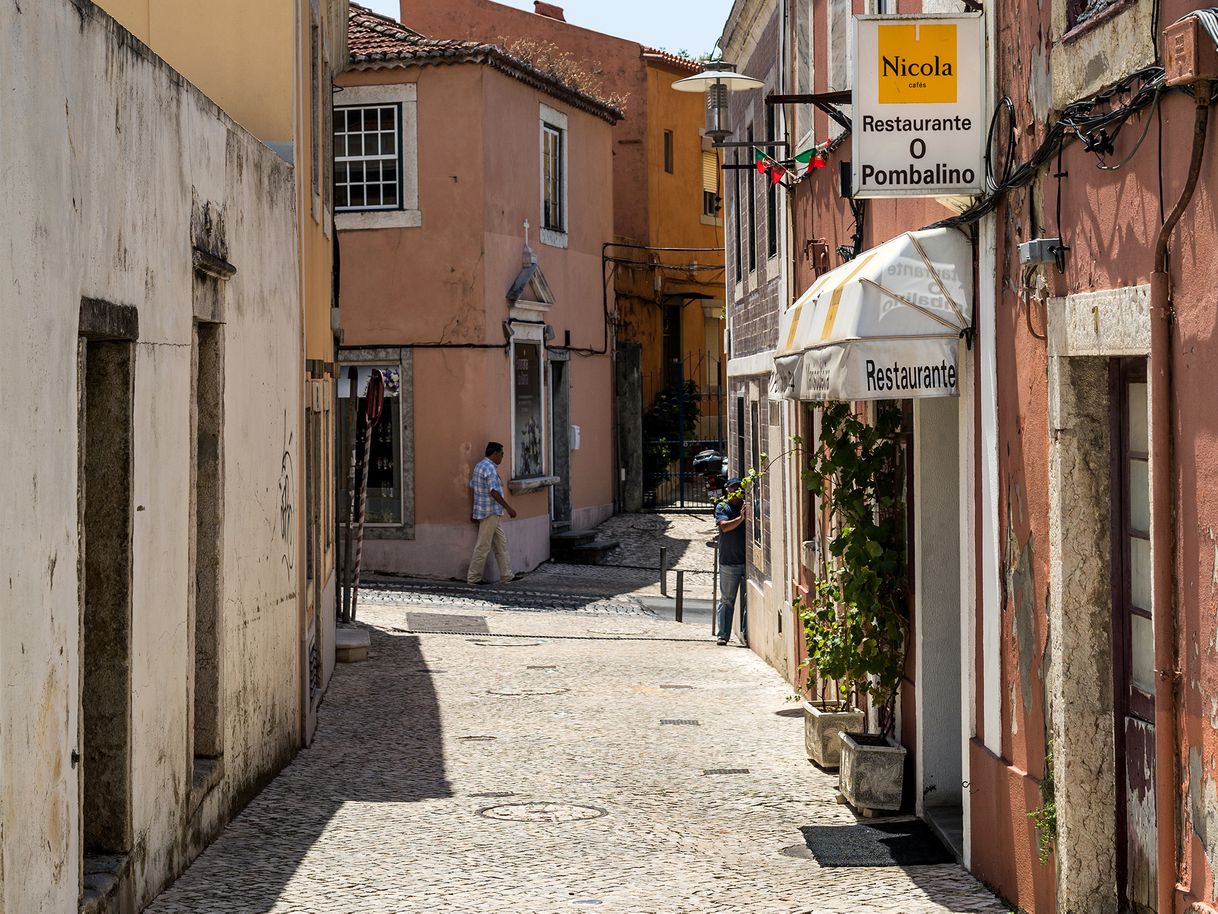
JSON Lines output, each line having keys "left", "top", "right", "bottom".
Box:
{"left": 467, "top": 514, "right": 513, "bottom": 584}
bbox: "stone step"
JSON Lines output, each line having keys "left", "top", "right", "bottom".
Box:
{"left": 550, "top": 529, "right": 596, "bottom": 549}
{"left": 560, "top": 541, "right": 620, "bottom": 565}
{"left": 336, "top": 627, "right": 370, "bottom": 663}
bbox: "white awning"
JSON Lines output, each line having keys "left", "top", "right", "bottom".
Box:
{"left": 771, "top": 228, "right": 973, "bottom": 401}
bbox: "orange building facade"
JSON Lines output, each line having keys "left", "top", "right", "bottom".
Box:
{"left": 335, "top": 6, "right": 619, "bottom": 580}
{"left": 400, "top": 0, "right": 726, "bottom": 510}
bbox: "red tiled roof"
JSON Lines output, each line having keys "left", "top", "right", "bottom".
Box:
{"left": 642, "top": 47, "right": 703, "bottom": 74}
{"left": 346, "top": 4, "right": 622, "bottom": 123}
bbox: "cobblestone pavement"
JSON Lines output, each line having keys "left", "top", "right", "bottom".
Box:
{"left": 361, "top": 512, "right": 722, "bottom": 607}
{"left": 146, "top": 601, "right": 1007, "bottom": 914}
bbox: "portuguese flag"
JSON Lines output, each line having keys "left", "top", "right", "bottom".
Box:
{"left": 794, "top": 147, "right": 828, "bottom": 174}
{"left": 754, "top": 147, "right": 786, "bottom": 184}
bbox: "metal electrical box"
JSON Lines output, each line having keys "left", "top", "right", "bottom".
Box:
{"left": 1018, "top": 238, "right": 1061, "bottom": 266}
{"left": 1166, "top": 17, "right": 1218, "bottom": 87}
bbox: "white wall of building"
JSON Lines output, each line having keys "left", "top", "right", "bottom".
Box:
{"left": 0, "top": 2, "right": 302, "bottom": 909}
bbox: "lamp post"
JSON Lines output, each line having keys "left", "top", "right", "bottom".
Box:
{"left": 671, "top": 62, "right": 765, "bottom": 145}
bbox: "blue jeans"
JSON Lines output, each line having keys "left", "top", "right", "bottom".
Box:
{"left": 716, "top": 563, "right": 747, "bottom": 642}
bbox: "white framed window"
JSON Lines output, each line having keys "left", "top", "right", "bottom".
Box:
{"left": 333, "top": 83, "right": 421, "bottom": 231}
{"left": 539, "top": 104, "right": 569, "bottom": 248}
{"left": 335, "top": 104, "right": 401, "bottom": 211}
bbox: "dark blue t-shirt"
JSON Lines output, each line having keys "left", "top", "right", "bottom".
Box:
{"left": 715, "top": 500, "right": 746, "bottom": 565}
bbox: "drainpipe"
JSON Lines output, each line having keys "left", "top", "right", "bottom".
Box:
{"left": 1151, "top": 78, "right": 1210, "bottom": 914}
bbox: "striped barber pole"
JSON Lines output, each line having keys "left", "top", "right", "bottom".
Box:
{"left": 348, "top": 368, "right": 385, "bottom": 623}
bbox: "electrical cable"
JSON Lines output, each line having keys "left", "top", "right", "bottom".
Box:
{"left": 1096, "top": 83, "right": 1162, "bottom": 170}
{"left": 984, "top": 96, "right": 1016, "bottom": 193}
{"left": 930, "top": 64, "right": 1180, "bottom": 231}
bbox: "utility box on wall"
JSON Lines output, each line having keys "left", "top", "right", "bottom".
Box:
{"left": 1165, "top": 16, "right": 1218, "bottom": 87}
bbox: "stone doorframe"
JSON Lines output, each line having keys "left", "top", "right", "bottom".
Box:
{"left": 1047, "top": 284, "right": 1150, "bottom": 914}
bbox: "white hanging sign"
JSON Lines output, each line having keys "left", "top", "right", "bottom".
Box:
{"left": 851, "top": 13, "right": 985, "bottom": 198}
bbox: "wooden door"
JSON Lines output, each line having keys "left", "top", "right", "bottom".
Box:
{"left": 1112, "top": 359, "right": 1156, "bottom": 912}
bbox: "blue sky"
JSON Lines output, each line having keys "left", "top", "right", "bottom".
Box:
{"left": 360, "top": 0, "right": 734, "bottom": 59}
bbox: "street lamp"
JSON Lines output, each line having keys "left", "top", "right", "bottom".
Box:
{"left": 671, "top": 62, "right": 765, "bottom": 144}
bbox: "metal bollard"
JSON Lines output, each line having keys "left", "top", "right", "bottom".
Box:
{"left": 712, "top": 542, "right": 719, "bottom": 636}
{"left": 675, "top": 571, "right": 684, "bottom": 623}
{"left": 660, "top": 546, "right": 668, "bottom": 597}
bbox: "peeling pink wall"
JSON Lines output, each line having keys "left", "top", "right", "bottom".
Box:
{"left": 337, "top": 62, "right": 615, "bottom": 579}
{"left": 400, "top": 0, "right": 650, "bottom": 244}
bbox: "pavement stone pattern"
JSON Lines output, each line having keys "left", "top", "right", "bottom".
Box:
{"left": 146, "top": 601, "right": 1007, "bottom": 914}
{"left": 536, "top": 512, "right": 720, "bottom": 602}
{"left": 356, "top": 578, "right": 654, "bottom": 616}
{"left": 360, "top": 512, "right": 722, "bottom": 607}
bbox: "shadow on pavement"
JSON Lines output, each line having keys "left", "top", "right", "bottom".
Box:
{"left": 145, "top": 629, "right": 449, "bottom": 913}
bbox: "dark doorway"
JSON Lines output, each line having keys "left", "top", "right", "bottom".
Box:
{"left": 78, "top": 338, "right": 135, "bottom": 858}
{"left": 662, "top": 303, "right": 682, "bottom": 390}
{"left": 192, "top": 323, "right": 224, "bottom": 767}
{"left": 1111, "top": 357, "right": 1155, "bottom": 912}
{"left": 549, "top": 356, "right": 571, "bottom": 527}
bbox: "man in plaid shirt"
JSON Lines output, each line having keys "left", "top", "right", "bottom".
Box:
{"left": 467, "top": 441, "right": 517, "bottom": 585}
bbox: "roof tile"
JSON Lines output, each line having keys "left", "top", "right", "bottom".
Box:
{"left": 346, "top": 3, "right": 622, "bottom": 123}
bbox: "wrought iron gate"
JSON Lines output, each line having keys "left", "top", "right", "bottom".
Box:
{"left": 642, "top": 351, "right": 726, "bottom": 510}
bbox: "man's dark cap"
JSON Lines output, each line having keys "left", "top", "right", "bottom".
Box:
{"left": 725, "top": 477, "right": 742, "bottom": 488}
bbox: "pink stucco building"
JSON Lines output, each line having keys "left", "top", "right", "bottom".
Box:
{"left": 335, "top": 5, "right": 620, "bottom": 580}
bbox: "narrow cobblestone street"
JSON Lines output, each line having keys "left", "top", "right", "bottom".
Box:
{"left": 146, "top": 582, "right": 1006, "bottom": 914}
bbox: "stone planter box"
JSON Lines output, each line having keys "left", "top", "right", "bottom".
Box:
{"left": 803, "top": 701, "right": 865, "bottom": 769}
{"left": 839, "top": 732, "right": 906, "bottom": 814}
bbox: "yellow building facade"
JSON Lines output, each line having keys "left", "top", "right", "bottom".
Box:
{"left": 97, "top": 0, "right": 349, "bottom": 741}
{"left": 642, "top": 53, "right": 726, "bottom": 418}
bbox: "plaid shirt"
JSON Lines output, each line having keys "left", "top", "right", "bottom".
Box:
{"left": 469, "top": 457, "right": 505, "bottom": 520}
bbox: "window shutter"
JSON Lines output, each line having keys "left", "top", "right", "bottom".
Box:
{"left": 702, "top": 151, "right": 719, "bottom": 194}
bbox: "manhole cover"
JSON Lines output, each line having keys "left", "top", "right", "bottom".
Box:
{"left": 478, "top": 802, "right": 607, "bottom": 823}
{"left": 527, "top": 665, "right": 559, "bottom": 670}
{"left": 469, "top": 791, "right": 515, "bottom": 798}
{"left": 488, "top": 687, "right": 570, "bottom": 697}
{"left": 468, "top": 640, "right": 542, "bottom": 647}
{"left": 457, "top": 735, "right": 497, "bottom": 741}
{"left": 660, "top": 719, "right": 700, "bottom": 725}
{"left": 703, "top": 768, "right": 750, "bottom": 775}
{"left": 408, "top": 612, "right": 489, "bottom": 634}
{"left": 659, "top": 684, "right": 694, "bottom": 690}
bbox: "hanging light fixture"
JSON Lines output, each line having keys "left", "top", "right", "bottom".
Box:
{"left": 671, "top": 62, "right": 764, "bottom": 144}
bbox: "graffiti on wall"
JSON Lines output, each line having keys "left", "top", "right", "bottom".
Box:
{"left": 279, "top": 410, "right": 295, "bottom": 582}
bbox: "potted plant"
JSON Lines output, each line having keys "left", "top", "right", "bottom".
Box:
{"left": 795, "top": 586, "right": 863, "bottom": 769}
{"left": 799, "top": 400, "right": 908, "bottom": 813}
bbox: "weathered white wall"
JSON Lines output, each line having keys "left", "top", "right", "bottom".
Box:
{"left": 0, "top": 1, "right": 301, "bottom": 910}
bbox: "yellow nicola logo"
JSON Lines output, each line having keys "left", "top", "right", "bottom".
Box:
{"left": 877, "top": 23, "right": 957, "bottom": 104}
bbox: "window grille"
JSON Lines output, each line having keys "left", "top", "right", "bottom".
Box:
{"left": 335, "top": 105, "right": 401, "bottom": 211}
{"left": 543, "top": 122, "right": 565, "bottom": 232}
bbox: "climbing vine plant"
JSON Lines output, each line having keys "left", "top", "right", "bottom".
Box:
{"left": 796, "top": 400, "right": 908, "bottom": 739}
{"left": 1028, "top": 746, "right": 1057, "bottom": 864}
